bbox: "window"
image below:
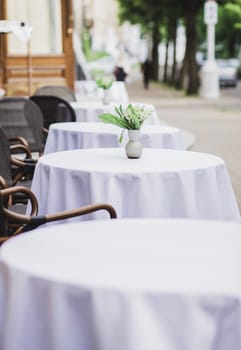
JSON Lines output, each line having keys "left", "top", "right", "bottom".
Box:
{"left": 7, "top": 0, "right": 63, "bottom": 55}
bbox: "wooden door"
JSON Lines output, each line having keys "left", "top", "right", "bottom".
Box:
{"left": 0, "top": 0, "right": 75, "bottom": 96}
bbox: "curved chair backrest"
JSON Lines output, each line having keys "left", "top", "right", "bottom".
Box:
{"left": 34, "top": 85, "right": 77, "bottom": 103}
{"left": 0, "top": 97, "right": 44, "bottom": 153}
{"left": 0, "top": 189, "right": 7, "bottom": 236}
{"left": 29, "top": 95, "right": 76, "bottom": 129}
{"left": 0, "top": 128, "right": 13, "bottom": 187}
{"left": 24, "top": 99, "right": 45, "bottom": 153}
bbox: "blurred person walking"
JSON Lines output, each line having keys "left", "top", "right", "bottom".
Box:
{"left": 142, "top": 59, "right": 152, "bottom": 89}
{"left": 113, "top": 65, "right": 128, "bottom": 82}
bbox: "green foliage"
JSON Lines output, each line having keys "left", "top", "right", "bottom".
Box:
{"left": 96, "top": 77, "right": 113, "bottom": 90}
{"left": 85, "top": 51, "right": 109, "bottom": 62}
{"left": 81, "top": 30, "right": 91, "bottom": 56}
{"left": 197, "top": 0, "right": 241, "bottom": 58}
{"left": 215, "top": 0, "right": 241, "bottom": 57}
{"left": 117, "top": 0, "right": 241, "bottom": 93}
{"left": 224, "top": 0, "right": 241, "bottom": 30}
{"left": 81, "top": 29, "right": 109, "bottom": 62}
{"left": 117, "top": 0, "right": 165, "bottom": 38}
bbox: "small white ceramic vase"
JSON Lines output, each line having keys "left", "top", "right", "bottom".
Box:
{"left": 102, "top": 89, "right": 110, "bottom": 105}
{"left": 125, "top": 129, "right": 143, "bottom": 159}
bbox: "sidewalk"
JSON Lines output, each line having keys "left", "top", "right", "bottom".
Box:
{"left": 126, "top": 79, "right": 241, "bottom": 211}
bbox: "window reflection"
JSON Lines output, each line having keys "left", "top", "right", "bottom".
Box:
{"left": 7, "top": 0, "right": 63, "bottom": 55}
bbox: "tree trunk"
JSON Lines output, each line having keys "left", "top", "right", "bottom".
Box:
{"left": 151, "top": 24, "right": 160, "bottom": 81}
{"left": 176, "top": 49, "right": 188, "bottom": 90}
{"left": 171, "top": 19, "right": 177, "bottom": 86}
{"left": 184, "top": 11, "right": 199, "bottom": 94}
{"left": 228, "top": 36, "right": 236, "bottom": 57}
{"left": 163, "top": 38, "right": 169, "bottom": 83}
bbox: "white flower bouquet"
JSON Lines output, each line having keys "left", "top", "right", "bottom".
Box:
{"left": 99, "top": 104, "right": 152, "bottom": 142}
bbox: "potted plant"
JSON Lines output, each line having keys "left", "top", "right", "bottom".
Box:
{"left": 99, "top": 104, "right": 152, "bottom": 158}
{"left": 96, "top": 77, "right": 113, "bottom": 104}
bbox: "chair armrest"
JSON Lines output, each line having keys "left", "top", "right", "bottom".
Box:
{"left": 45, "top": 203, "right": 117, "bottom": 222}
{"left": 11, "top": 158, "right": 36, "bottom": 185}
{"left": 8, "top": 136, "right": 29, "bottom": 148}
{"left": 23, "top": 203, "right": 117, "bottom": 232}
{"left": 10, "top": 144, "right": 33, "bottom": 159}
{"left": 1, "top": 186, "right": 38, "bottom": 218}
{"left": 0, "top": 176, "right": 8, "bottom": 189}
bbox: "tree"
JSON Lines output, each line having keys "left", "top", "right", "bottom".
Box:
{"left": 175, "top": 0, "right": 205, "bottom": 94}
{"left": 117, "top": 0, "right": 239, "bottom": 95}
{"left": 117, "top": 0, "right": 165, "bottom": 80}
{"left": 225, "top": 0, "right": 241, "bottom": 29}
{"left": 161, "top": 0, "right": 182, "bottom": 86}
{"left": 216, "top": 0, "right": 241, "bottom": 57}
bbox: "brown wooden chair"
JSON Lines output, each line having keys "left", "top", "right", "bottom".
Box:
{"left": 0, "top": 185, "right": 117, "bottom": 245}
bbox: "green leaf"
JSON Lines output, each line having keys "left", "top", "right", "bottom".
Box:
{"left": 119, "top": 104, "right": 124, "bottom": 118}
{"left": 115, "top": 105, "right": 123, "bottom": 118}
{"left": 129, "top": 104, "right": 137, "bottom": 117}
{"left": 118, "top": 129, "right": 125, "bottom": 143}
{"left": 98, "top": 113, "right": 130, "bottom": 128}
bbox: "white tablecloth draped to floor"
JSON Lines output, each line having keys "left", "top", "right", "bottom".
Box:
{"left": 1, "top": 218, "right": 241, "bottom": 350}
{"left": 29, "top": 148, "right": 240, "bottom": 222}
{"left": 70, "top": 101, "right": 161, "bottom": 125}
{"left": 44, "top": 122, "right": 184, "bottom": 154}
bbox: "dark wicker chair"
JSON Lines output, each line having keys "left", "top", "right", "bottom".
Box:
{"left": 24, "top": 98, "right": 47, "bottom": 154}
{"left": 0, "top": 97, "right": 45, "bottom": 154}
{"left": 0, "top": 185, "right": 117, "bottom": 245}
{"left": 34, "top": 85, "right": 77, "bottom": 103}
{"left": 0, "top": 128, "right": 35, "bottom": 194}
{"left": 29, "top": 95, "right": 76, "bottom": 129}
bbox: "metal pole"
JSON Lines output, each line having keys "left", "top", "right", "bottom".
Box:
{"left": 207, "top": 23, "right": 215, "bottom": 62}
{"left": 199, "top": 0, "right": 219, "bottom": 99}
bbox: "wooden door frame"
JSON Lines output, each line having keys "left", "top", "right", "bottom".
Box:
{"left": 0, "top": 0, "right": 7, "bottom": 88}
{"left": 0, "top": 0, "right": 75, "bottom": 95}
{"left": 61, "top": 0, "right": 75, "bottom": 89}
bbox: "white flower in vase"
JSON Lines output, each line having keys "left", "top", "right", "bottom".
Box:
{"left": 98, "top": 104, "right": 153, "bottom": 158}
{"left": 96, "top": 77, "right": 113, "bottom": 105}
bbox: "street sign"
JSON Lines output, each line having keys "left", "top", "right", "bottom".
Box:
{"left": 204, "top": 0, "right": 218, "bottom": 25}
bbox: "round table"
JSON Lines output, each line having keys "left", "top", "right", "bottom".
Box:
{"left": 44, "top": 122, "right": 184, "bottom": 154}
{"left": 1, "top": 218, "right": 241, "bottom": 350}
{"left": 30, "top": 148, "right": 240, "bottom": 222}
{"left": 70, "top": 101, "right": 161, "bottom": 125}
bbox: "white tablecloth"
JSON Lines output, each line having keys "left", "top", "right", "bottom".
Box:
{"left": 75, "top": 80, "right": 129, "bottom": 103}
{"left": 1, "top": 218, "right": 241, "bottom": 350}
{"left": 29, "top": 148, "right": 240, "bottom": 221}
{"left": 44, "top": 122, "right": 183, "bottom": 154}
{"left": 70, "top": 101, "right": 161, "bottom": 125}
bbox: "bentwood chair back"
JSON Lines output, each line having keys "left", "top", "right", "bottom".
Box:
{"left": 34, "top": 85, "right": 77, "bottom": 103}
{"left": 0, "top": 128, "right": 12, "bottom": 187}
{"left": 0, "top": 97, "right": 44, "bottom": 153}
{"left": 29, "top": 95, "right": 76, "bottom": 129}
{"left": 0, "top": 127, "right": 36, "bottom": 192}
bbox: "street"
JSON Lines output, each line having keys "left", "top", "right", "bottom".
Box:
{"left": 127, "top": 79, "right": 241, "bottom": 211}
{"left": 221, "top": 79, "right": 241, "bottom": 98}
